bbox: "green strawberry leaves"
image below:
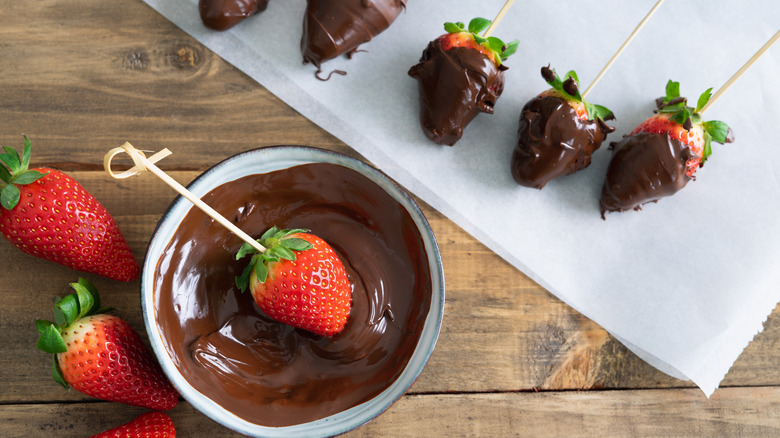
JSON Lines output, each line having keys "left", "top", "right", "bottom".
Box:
{"left": 235, "top": 227, "right": 315, "bottom": 292}
{"left": 656, "top": 80, "right": 733, "bottom": 163}
{"left": 0, "top": 135, "right": 49, "bottom": 210}
{"left": 443, "top": 18, "right": 519, "bottom": 64}
{"left": 541, "top": 66, "right": 614, "bottom": 123}
{"left": 36, "top": 278, "right": 110, "bottom": 388}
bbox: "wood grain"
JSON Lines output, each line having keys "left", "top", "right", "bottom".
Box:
{"left": 1, "top": 0, "right": 778, "bottom": 435}
{"left": 2, "top": 388, "right": 779, "bottom": 437}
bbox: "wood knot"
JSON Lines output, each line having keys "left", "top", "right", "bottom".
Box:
{"left": 122, "top": 50, "right": 151, "bottom": 71}
{"left": 168, "top": 44, "right": 201, "bottom": 70}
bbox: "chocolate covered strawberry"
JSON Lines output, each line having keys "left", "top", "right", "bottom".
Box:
{"left": 236, "top": 227, "right": 352, "bottom": 336}
{"left": 0, "top": 136, "right": 139, "bottom": 281}
{"left": 600, "top": 80, "right": 734, "bottom": 216}
{"left": 199, "top": 0, "right": 268, "bottom": 31}
{"left": 36, "top": 278, "right": 178, "bottom": 410}
{"left": 302, "top": 0, "right": 407, "bottom": 74}
{"left": 91, "top": 412, "right": 175, "bottom": 438}
{"left": 511, "top": 66, "right": 615, "bottom": 189}
{"left": 409, "top": 18, "right": 518, "bottom": 146}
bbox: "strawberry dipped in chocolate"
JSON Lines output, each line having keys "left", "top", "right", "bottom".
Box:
{"left": 409, "top": 18, "right": 518, "bottom": 146}
{"left": 236, "top": 226, "right": 352, "bottom": 337}
{"left": 302, "top": 0, "right": 407, "bottom": 74}
{"left": 199, "top": 0, "right": 269, "bottom": 31}
{"left": 600, "top": 80, "right": 734, "bottom": 217}
{"left": 511, "top": 66, "right": 615, "bottom": 189}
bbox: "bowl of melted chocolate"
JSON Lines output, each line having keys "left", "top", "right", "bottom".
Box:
{"left": 141, "top": 146, "right": 444, "bottom": 436}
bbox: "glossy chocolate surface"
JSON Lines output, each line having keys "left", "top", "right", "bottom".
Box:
{"left": 154, "top": 162, "right": 432, "bottom": 426}
{"left": 408, "top": 40, "right": 505, "bottom": 146}
{"left": 600, "top": 133, "right": 693, "bottom": 216}
{"left": 199, "top": 0, "right": 268, "bottom": 31}
{"left": 301, "top": 0, "right": 407, "bottom": 69}
{"left": 511, "top": 95, "right": 612, "bottom": 189}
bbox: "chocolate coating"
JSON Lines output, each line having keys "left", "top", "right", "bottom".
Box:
{"left": 301, "top": 0, "right": 407, "bottom": 69}
{"left": 408, "top": 40, "right": 506, "bottom": 146}
{"left": 199, "top": 0, "right": 268, "bottom": 31}
{"left": 511, "top": 95, "right": 613, "bottom": 189}
{"left": 154, "top": 162, "right": 432, "bottom": 427}
{"left": 600, "top": 133, "right": 693, "bottom": 216}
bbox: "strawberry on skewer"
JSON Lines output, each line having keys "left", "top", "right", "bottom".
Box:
{"left": 510, "top": 66, "right": 615, "bottom": 189}
{"left": 236, "top": 226, "right": 352, "bottom": 337}
{"left": 199, "top": 0, "right": 269, "bottom": 31}
{"left": 302, "top": 0, "right": 407, "bottom": 75}
{"left": 36, "top": 278, "right": 179, "bottom": 410}
{"left": 0, "top": 136, "right": 139, "bottom": 282}
{"left": 408, "top": 18, "right": 518, "bottom": 146}
{"left": 600, "top": 80, "right": 734, "bottom": 217}
{"left": 91, "top": 412, "right": 176, "bottom": 438}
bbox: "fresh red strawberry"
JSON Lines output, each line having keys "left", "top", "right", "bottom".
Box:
{"left": 36, "top": 278, "right": 178, "bottom": 410}
{"left": 91, "top": 412, "right": 175, "bottom": 438}
{"left": 600, "top": 80, "right": 734, "bottom": 216}
{"left": 236, "top": 227, "right": 351, "bottom": 337}
{"left": 0, "top": 136, "right": 139, "bottom": 281}
{"left": 437, "top": 18, "right": 518, "bottom": 67}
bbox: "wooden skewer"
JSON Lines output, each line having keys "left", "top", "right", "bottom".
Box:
{"left": 103, "top": 142, "right": 267, "bottom": 253}
{"left": 581, "top": 0, "right": 665, "bottom": 99}
{"left": 700, "top": 28, "right": 780, "bottom": 114}
{"left": 483, "top": 0, "right": 516, "bottom": 38}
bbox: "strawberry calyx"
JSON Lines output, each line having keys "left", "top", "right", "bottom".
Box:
{"left": 235, "top": 226, "right": 314, "bottom": 292}
{"left": 0, "top": 135, "right": 49, "bottom": 210}
{"left": 655, "top": 80, "right": 733, "bottom": 164}
{"left": 540, "top": 65, "right": 614, "bottom": 123}
{"left": 442, "top": 18, "right": 519, "bottom": 66}
{"left": 35, "top": 278, "right": 113, "bottom": 388}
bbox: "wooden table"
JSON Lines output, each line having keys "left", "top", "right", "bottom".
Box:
{"left": 2, "top": 1, "right": 779, "bottom": 436}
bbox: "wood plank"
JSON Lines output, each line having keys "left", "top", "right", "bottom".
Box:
{"left": 0, "top": 0, "right": 354, "bottom": 170}
{"left": 3, "top": 171, "right": 779, "bottom": 404}
{"left": 2, "top": 387, "right": 779, "bottom": 437}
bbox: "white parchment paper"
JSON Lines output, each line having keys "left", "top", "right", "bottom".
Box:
{"left": 142, "top": 0, "right": 780, "bottom": 396}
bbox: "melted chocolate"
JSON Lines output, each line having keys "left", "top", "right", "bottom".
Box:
{"left": 154, "top": 162, "right": 432, "bottom": 427}
{"left": 511, "top": 95, "right": 612, "bottom": 189}
{"left": 301, "top": 0, "right": 407, "bottom": 69}
{"left": 600, "top": 133, "right": 693, "bottom": 216}
{"left": 199, "top": 0, "right": 268, "bottom": 31}
{"left": 408, "top": 40, "right": 506, "bottom": 146}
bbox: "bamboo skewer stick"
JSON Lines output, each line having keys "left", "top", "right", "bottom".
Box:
{"left": 700, "top": 28, "right": 780, "bottom": 114}
{"left": 103, "top": 142, "right": 267, "bottom": 253}
{"left": 483, "top": 0, "right": 516, "bottom": 38}
{"left": 581, "top": 0, "right": 666, "bottom": 99}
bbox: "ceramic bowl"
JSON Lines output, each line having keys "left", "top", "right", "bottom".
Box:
{"left": 141, "top": 146, "right": 444, "bottom": 437}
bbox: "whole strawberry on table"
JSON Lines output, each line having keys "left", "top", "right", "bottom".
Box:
{"left": 36, "top": 278, "right": 179, "bottom": 410}
{"left": 511, "top": 65, "right": 615, "bottom": 189}
{"left": 408, "top": 18, "right": 519, "bottom": 146}
{"left": 91, "top": 412, "right": 176, "bottom": 438}
{"left": 600, "top": 80, "right": 734, "bottom": 217}
{"left": 236, "top": 226, "right": 352, "bottom": 337}
{"left": 0, "top": 136, "right": 139, "bottom": 281}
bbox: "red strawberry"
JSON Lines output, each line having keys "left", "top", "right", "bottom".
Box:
{"left": 236, "top": 227, "right": 352, "bottom": 337}
{"left": 91, "top": 412, "right": 175, "bottom": 438}
{"left": 600, "top": 80, "right": 734, "bottom": 216}
{"left": 510, "top": 66, "right": 615, "bottom": 189}
{"left": 437, "top": 18, "right": 518, "bottom": 68}
{"left": 0, "top": 136, "right": 139, "bottom": 281}
{"left": 36, "top": 278, "right": 178, "bottom": 410}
